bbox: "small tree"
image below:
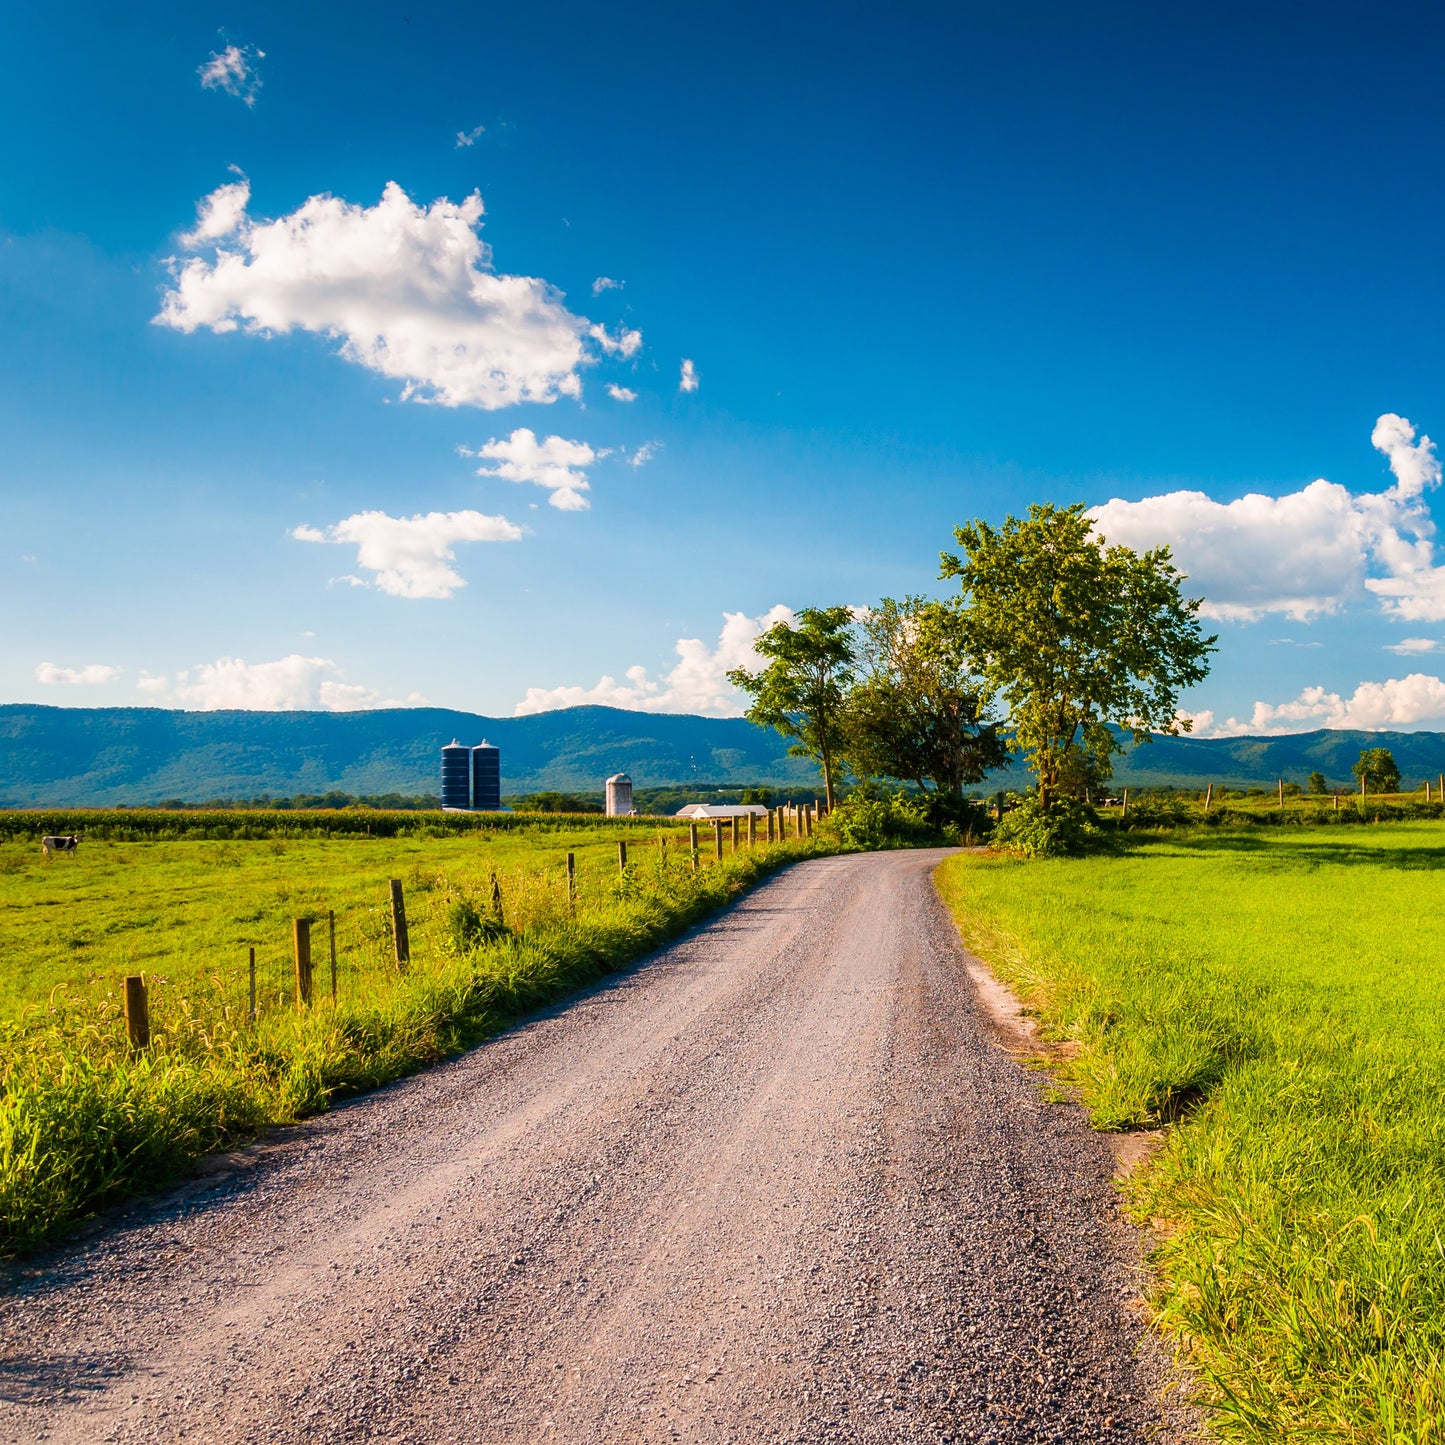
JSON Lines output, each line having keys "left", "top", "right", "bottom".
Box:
{"left": 941, "top": 503, "right": 1216, "bottom": 810}
{"left": 728, "top": 606, "right": 856, "bottom": 810}
{"left": 1306, "top": 771, "right": 1329, "bottom": 796}
{"left": 1352, "top": 747, "right": 1401, "bottom": 795}
{"left": 843, "top": 595, "right": 1008, "bottom": 799}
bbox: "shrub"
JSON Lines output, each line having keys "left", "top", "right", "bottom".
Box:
{"left": 824, "top": 790, "right": 936, "bottom": 851}
{"left": 989, "top": 795, "right": 1099, "bottom": 857}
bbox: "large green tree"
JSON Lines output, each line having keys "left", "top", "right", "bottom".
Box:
{"left": 727, "top": 606, "right": 856, "bottom": 809}
{"left": 844, "top": 595, "right": 1008, "bottom": 798}
{"left": 1352, "top": 747, "right": 1400, "bottom": 795}
{"left": 940, "top": 503, "right": 1215, "bottom": 810}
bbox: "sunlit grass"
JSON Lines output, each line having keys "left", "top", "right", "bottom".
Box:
{"left": 936, "top": 826, "right": 1445, "bottom": 1443}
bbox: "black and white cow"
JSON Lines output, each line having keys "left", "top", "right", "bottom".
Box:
{"left": 41, "top": 834, "right": 79, "bottom": 858}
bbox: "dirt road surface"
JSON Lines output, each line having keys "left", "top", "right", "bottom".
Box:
{"left": 0, "top": 850, "right": 1189, "bottom": 1443}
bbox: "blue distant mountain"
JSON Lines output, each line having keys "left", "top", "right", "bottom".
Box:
{"left": 1, "top": 704, "right": 1443, "bottom": 806}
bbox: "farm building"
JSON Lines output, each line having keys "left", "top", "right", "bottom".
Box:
{"left": 605, "top": 773, "right": 635, "bottom": 817}
{"left": 673, "top": 803, "right": 770, "bottom": 820}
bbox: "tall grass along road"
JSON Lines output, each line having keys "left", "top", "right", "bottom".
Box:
{"left": 1, "top": 851, "right": 1181, "bottom": 1444}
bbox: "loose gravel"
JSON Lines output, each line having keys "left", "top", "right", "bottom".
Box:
{"left": 0, "top": 849, "right": 1196, "bottom": 1443}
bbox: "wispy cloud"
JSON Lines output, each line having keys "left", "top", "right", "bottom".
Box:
{"left": 1385, "top": 637, "right": 1441, "bottom": 655}
{"left": 629, "top": 440, "right": 660, "bottom": 467}
{"left": 198, "top": 43, "right": 264, "bottom": 106}
{"left": 35, "top": 662, "right": 121, "bottom": 686}
{"left": 140, "top": 655, "right": 426, "bottom": 711}
{"left": 592, "top": 276, "right": 623, "bottom": 295}
{"left": 607, "top": 383, "right": 637, "bottom": 403}
{"left": 455, "top": 124, "right": 485, "bottom": 148}
{"left": 293, "top": 509, "right": 522, "bottom": 598}
{"left": 679, "top": 357, "right": 699, "bottom": 393}
{"left": 515, "top": 606, "right": 795, "bottom": 717}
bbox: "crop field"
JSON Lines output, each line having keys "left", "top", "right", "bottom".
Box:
{"left": 937, "top": 825, "right": 1445, "bottom": 1444}
{"left": 0, "top": 809, "right": 825, "bottom": 1255}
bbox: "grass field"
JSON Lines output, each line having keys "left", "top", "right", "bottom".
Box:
{"left": 936, "top": 826, "right": 1445, "bottom": 1444}
{"left": 0, "top": 811, "right": 825, "bottom": 1255}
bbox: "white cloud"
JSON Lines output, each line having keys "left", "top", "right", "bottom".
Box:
{"left": 679, "top": 357, "right": 699, "bottom": 393}
{"left": 145, "top": 655, "right": 426, "bottom": 711}
{"left": 455, "top": 125, "right": 485, "bottom": 148}
{"left": 198, "top": 43, "right": 263, "bottom": 106}
{"left": 592, "top": 277, "right": 623, "bottom": 294}
{"left": 179, "top": 178, "right": 250, "bottom": 248}
{"left": 156, "top": 180, "right": 628, "bottom": 410}
{"left": 588, "top": 323, "right": 642, "bottom": 358}
{"left": 514, "top": 605, "right": 796, "bottom": 717}
{"left": 1091, "top": 413, "right": 1443, "bottom": 622}
{"left": 293, "top": 509, "right": 522, "bottom": 598}
{"left": 471, "top": 428, "right": 601, "bottom": 511}
{"left": 629, "top": 440, "right": 660, "bottom": 467}
{"left": 1196, "top": 673, "right": 1445, "bottom": 736}
{"left": 35, "top": 662, "right": 121, "bottom": 686}
{"left": 1385, "top": 637, "right": 1441, "bottom": 655}
{"left": 607, "top": 383, "right": 637, "bottom": 403}
{"left": 136, "top": 672, "right": 168, "bottom": 693}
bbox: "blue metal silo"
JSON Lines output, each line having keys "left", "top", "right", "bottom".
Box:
{"left": 441, "top": 739, "right": 471, "bottom": 810}
{"left": 472, "top": 740, "right": 501, "bottom": 811}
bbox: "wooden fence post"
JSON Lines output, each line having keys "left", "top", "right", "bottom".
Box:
{"left": 1361, "top": 774, "right": 1367, "bottom": 800}
{"left": 123, "top": 975, "right": 149, "bottom": 1050}
{"left": 1278, "top": 778, "right": 1285, "bottom": 809}
{"left": 617, "top": 839, "right": 627, "bottom": 874}
{"left": 389, "top": 879, "right": 410, "bottom": 969}
{"left": 767, "top": 809, "right": 776, "bottom": 843}
{"left": 293, "top": 918, "right": 313, "bottom": 1008}
{"left": 1204, "top": 783, "right": 1213, "bottom": 813}
{"left": 730, "top": 817, "right": 739, "bottom": 852}
{"left": 1121, "top": 787, "right": 1129, "bottom": 822}
{"left": 566, "top": 852, "right": 576, "bottom": 909}
{"left": 329, "top": 909, "right": 337, "bottom": 1002}
{"left": 248, "top": 946, "right": 256, "bottom": 1021}
{"left": 689, "top": 823, "right": 699, "bottom": 872}
{"left": 713, "top": 819, "right": 724, "bottom": 860}
{"left": 748, "top": 813, "right": 757, "bottom": 847}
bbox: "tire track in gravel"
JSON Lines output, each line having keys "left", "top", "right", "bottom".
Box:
{"left": 0, "top": 849, "right": 1194, "bottom": 1444}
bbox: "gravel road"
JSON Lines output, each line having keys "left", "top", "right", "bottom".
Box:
{"left": 0, "top": 850, "right": 1191, "bottom": 1444}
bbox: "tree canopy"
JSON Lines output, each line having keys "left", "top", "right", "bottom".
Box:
{"left": 1352, "top": 747, "right": 1401, "bottom": 795}
{"left": 940, "top": 502, "right": 1215, "bottom": 809}
{"left": 727, "top": 605, "right": 856, "bottom": 809}
{"left": 843, "top": 595, "right": 1007, "bottom": 799}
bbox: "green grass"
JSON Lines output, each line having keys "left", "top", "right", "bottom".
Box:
{"left": 936, "top": 826, "right": 1445, "bottom": 1443}
{"left": 0, "top": 816, "right": 827, "bottom": 1255}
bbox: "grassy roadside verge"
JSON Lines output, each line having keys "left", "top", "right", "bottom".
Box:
{"left": 1, "top": 836, "right": 831, "bottom": 1257}
{"left": 935, "top": 828, "right": 1445, "bottom": 1444}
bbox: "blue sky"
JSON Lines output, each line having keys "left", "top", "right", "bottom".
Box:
{"left": 8, "top": 1, "right": 1445, "bottom": 733}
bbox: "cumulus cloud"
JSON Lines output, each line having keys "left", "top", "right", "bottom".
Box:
{"left": 679, "top": 357, "right": 699, "bottom": 393}
{"left": 592, "top": 277, "right": 623, "bottom": 294}
{"left": 1091, "top": 413, "right": 1443, "bottom": 622}
{"left": 1196, "top": 673, "right": 1445, "bottom": 736}
{"left": 455, "top": 124, "right": 485, "bottom": 148}
{"left": 607, "top": 383, "right": 637, "bottom": 403}
{"left": 156, "top": 180, "right": 638, "bottom": 410}
{"left": 293, "top": 509, "right": 522, "bottom": 598}
{"left": 179, "top": 178, "right": 250, "bottom": 248}
{"left": 470, "top": 428, "right": 601, "bottom": 511}
{"left": 142, "top": 655, "right": 426, "bottom": 711}
{"left": 514, "top": 605, "right": 796, "bottom": 717}
{"left": 198, "top": 43, "right": 263, "bottom": 105}
{"left": 35, "top": 662, "right": 121, "bottom": 686}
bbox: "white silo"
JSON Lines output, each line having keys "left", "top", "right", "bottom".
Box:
{"left": 605, "top": 773, "right": 635, "bottom": 817}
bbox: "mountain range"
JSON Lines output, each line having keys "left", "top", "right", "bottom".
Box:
{"left": 2, "top": 704, "right": 1444, "bottom": 806}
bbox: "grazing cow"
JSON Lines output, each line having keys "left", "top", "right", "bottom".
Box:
{"left": 42, "top": 834, "right": 79, "bottom": 858}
